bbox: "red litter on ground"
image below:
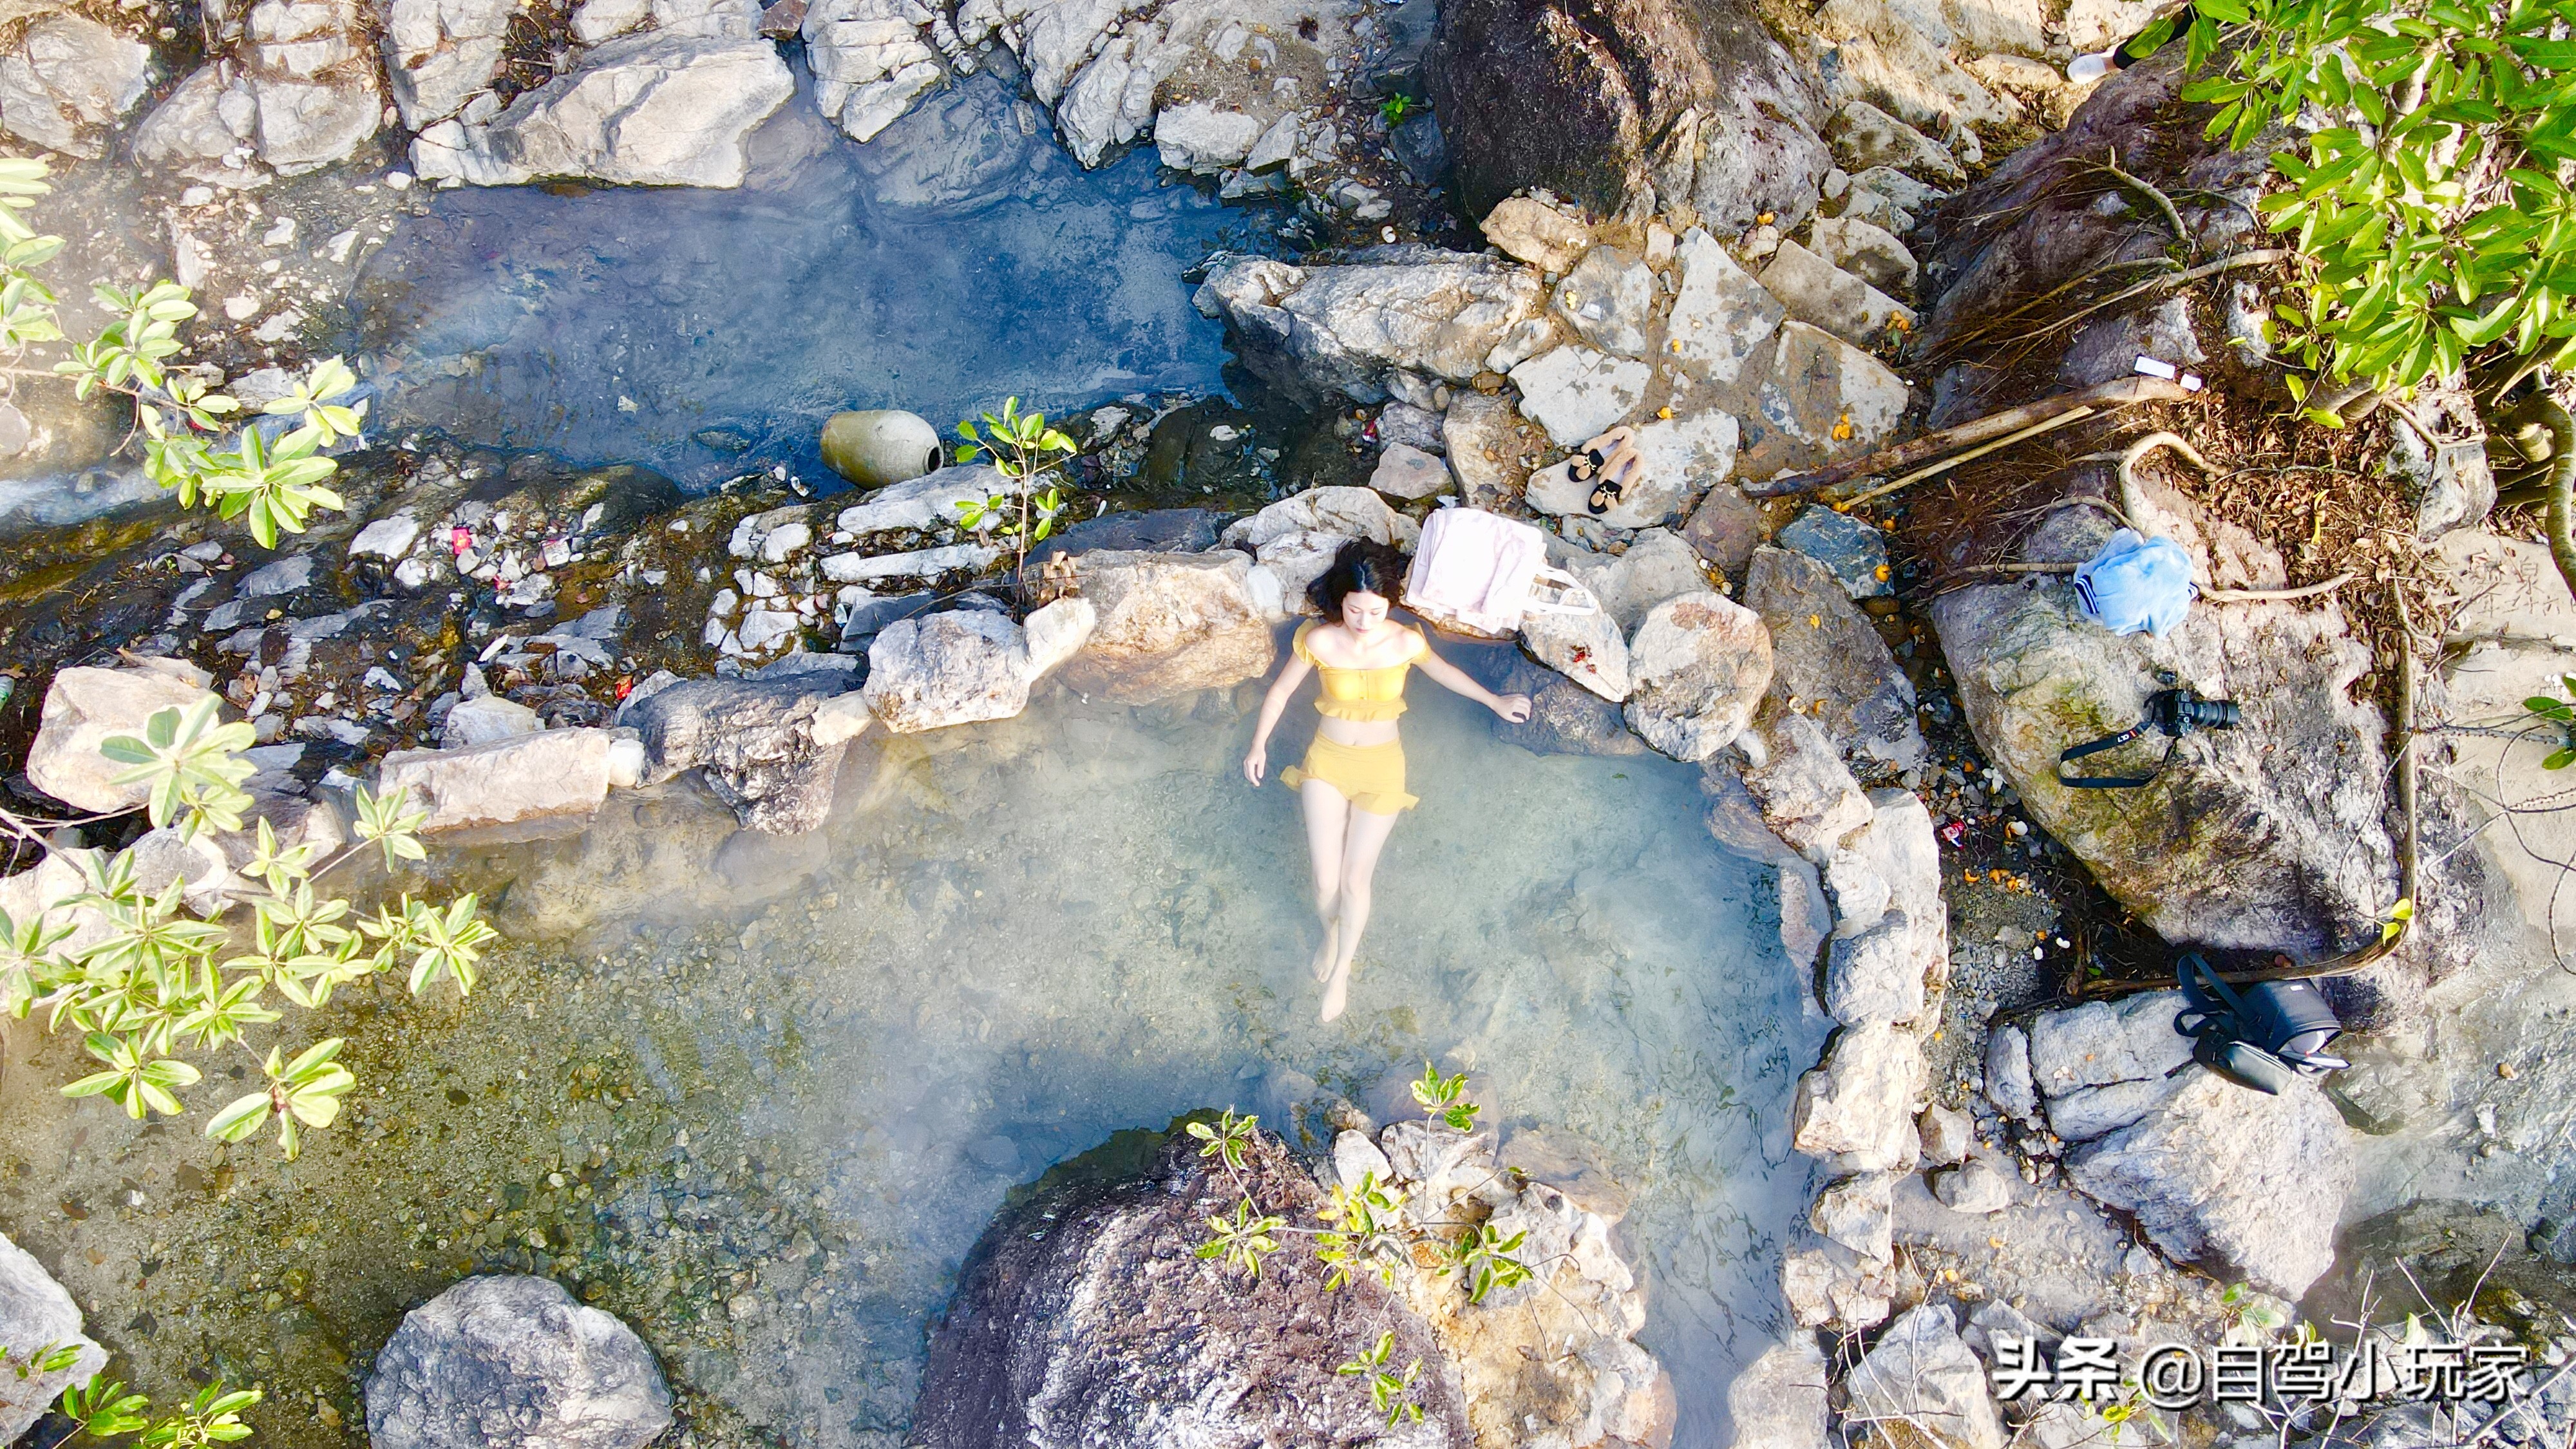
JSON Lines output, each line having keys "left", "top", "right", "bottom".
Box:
{"left": 450, "top": 526, "right": 472, "bottom": 556}
{"left": 1939, "top": 820, "right": 1967, "bottom": 846}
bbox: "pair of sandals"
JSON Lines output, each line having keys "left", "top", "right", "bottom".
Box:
{"left": 1566, "top": 426, "right": 1644, "bottom": 515}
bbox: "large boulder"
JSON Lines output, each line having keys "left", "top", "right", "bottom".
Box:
{"left": 802, "top": 0, "right": 945, "bottom": 143}
{"left": 1622, "top": 590, "right": 1774, "bottom": 761}
{"left": 383, "top": 0, "right": 520, "bottom": 126}
{"left": 862, "top": 610, "right": 1033, "bottom": 734}
{"left": 377, "top": 728, "right": 621, "bottom": 833}
{"left": 365, "top": 1275, "right": 672, "bottom": 1449}
{"left": 412, "top": 33, "right": 794, "bottom": 186}
{"left": 1425, "top": 0, "right": 1832, "bottom": 229}
{"left": 1057, "top": 550, "right": 1276, "bottom": 703}
{"left": 911, "top": 1124, "right": 1472, "bottom": 1448}
{"left": 1, "top": 1231, "right": 107, "bottom": 1443}
{"left": 1743, "top": 546, "right": 1923, "bottom": 772}
{"left": 623, "top": 674, "right": 865, "bottom": 833}
{"left": 1193, "top": 250, "right": 1548, "bottom": 404}
{"left": 0, "top": 14, "right": 152, "bottom": 158}
{"left": 26, "top": 664, "right": 222, "bottom": 813}
{"left": 1842, "top": 1305, "right": 2005, "bottom": 1449}
{"left": 1929, "top": 553, "right": 2398, "bottom": 965}
{"left": 1722, "top": 1338, "right": 1828, "bottom": 1449}
{"left": 2065, "top": 1072, "right": 2354, "bottom": 1299}
{"left": 1790, "top": 1020, "right": 1922, "bottom": 1171}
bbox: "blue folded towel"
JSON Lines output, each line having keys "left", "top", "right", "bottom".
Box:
{"left": 2073, "top": 529, "right": 2196, "bottom": 636}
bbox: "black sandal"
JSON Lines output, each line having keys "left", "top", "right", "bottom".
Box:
{"left": 1587, "top": 476, "right": 1625, "bottom": 514}
{"left": 1568, "top": 446, "right": 1607, "bottom": 483}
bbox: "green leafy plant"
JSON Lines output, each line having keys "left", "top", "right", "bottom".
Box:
{"left": 1, "top": 706, "right": 496, "bottom": 1159}
{"left": 2170, "top": 0, "right": 2576, "bottom": 411}
{"left": 0, "top": 156, "right": 358, "bottom": 544}
{"left": 954, "top": 395, "right": 1074, "bottom": 583}
{"left": 1441, "top": 1220, "right": 1533, "bottom": 1304}
{"left": 1, "top": 1344, "right": 258, "bottom": 1449}
{"left": 1188, "top": 1077, "right": 1532, "bottom": 1319}
{"left": 2222, "top": 1280, "right": 2292, "bottom": 1333}
{"left": 1186, "top": 1106, "right": 1262, "bottom": 1173}
{"left": 2524, "top": 673, "right": 2576, "bottom": 768}
{"left": 1315, "top": 1171, "right": 1409, "bottom": 1291}
{"left": 1410, "top": 1061, "right": 1480, "bottom": 1132}
{"left": 1336, "top": 1330, "right": 1425, "bottom": 1427}
{"left": 1195, "top": 1197, "right": 1287, "bottom": 1278}
{"left": 1378, "top": 93, "right": 1417, "bottom": 126}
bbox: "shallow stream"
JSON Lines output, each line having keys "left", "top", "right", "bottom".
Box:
{"left": 0, "top": 672, "right": 1822, "bottom": 1447}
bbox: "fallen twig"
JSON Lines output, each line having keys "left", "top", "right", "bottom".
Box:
{"left": 2539, "top": 397, "right": 2576, "bottom": 601}
{"left": 2080, "top": 154, "right": 2192, "bottom": 252}
{"left": 1835, "top": 407, "right": 2100, "bottom": 506}
{"left": 2201, "top": 571, "right": 2354, "bottom": 603}
{"left": 1749, "top": 376, "right": 2193, "bottom": 499}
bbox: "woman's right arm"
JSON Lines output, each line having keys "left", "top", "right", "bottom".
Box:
{"left": 1244, "top": 656, "right": 1311, "bottom": 785}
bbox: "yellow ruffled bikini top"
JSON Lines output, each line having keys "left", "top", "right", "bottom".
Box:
{"left": 1294, "top": 621, "right": 1426, "bottom": 721}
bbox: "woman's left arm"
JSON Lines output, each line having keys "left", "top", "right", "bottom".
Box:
{"left": 1416, "top": 638, "right": 1533, "bottom": 723}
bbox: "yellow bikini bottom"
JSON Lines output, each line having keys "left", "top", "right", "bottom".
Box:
{"left": 1282, "top": 735, "right": 1418, "bottom": 815}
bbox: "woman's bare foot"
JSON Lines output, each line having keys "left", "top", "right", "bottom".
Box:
{"left": 1319, "top": 961, "right": 1350, "bottom": 1023}
{"left": 1312, "top": 922, "right": 1340, "bottom": 982}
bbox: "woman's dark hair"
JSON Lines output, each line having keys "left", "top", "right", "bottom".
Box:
{"left": 1309, "top": 538, "right": 1407, "bottom": 618}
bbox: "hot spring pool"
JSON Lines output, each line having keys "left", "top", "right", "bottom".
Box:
{"left": 0, "top": 663, "right": 1821, "bottom": 1447}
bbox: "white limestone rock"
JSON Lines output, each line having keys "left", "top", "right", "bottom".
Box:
{"left": 1622, "top": 591, "right": 1772, "bottom": 761}
{"left": 376, "top": 728, "right": 620, "bottom": 832}
{"left": 1153, "top": 99, "right": 1264, "bottom": 171}
{"left": 862, "top": 609, "right": 1032, "bottom": 732}
{"left": 26, "top": 665, "right": 222, "bottom": 813}
{"left": 1480, "top": 195, "right": 1593, "bottom": 272}
{"left": 1510, "top": 344, "right": 1650, "bottom": 447}
{"left": 1665, "top": 229, "right": 1785, "bottom": 385}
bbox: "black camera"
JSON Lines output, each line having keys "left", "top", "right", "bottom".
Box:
{"left": 2145, "top": 689, "right": 2241, "bottom": 735}
{"left": 2059, "top": 683, "right": 2244, "bottom": 788}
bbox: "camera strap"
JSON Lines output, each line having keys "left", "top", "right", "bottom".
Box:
{"left": 2056, "top": 722, "right": 2176, "bottom": 789}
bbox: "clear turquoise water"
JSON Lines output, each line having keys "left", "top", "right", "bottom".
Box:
{"left": 505, "top": 675, "right": 1821, "bottom": 1442}
{"left": 0, "top": 669, "right": 1821, "bottom": 1447}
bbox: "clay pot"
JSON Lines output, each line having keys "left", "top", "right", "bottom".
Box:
{"left": 821, "top": 410, "right": 944, "bottom": 488}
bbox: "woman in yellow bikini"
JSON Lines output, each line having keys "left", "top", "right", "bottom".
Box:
{"left": 1242, "top": 541, "right": 1533, "bottom": 1022}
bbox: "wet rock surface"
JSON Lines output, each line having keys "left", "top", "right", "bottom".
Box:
{"left": 911, "top": 1124, "right": 1472, "bottom": 1449}
{"left": 1425, "top": 0, "right": 1829, "bottom": 228}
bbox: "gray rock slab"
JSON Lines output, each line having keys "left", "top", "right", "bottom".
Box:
{"left": 1510, "top": 343, "right": 1651, "bottom": 447}
{"left": 1745, "top": 545, "right": 1924, "bottom": 770}
{"left": 1667, "top": 229, "right": 1785, "bottom": 385}
{"left": 1, "top": 1231, "right": 107, "bottom": 1443}
{"left": 1777, "top": 504, "right": 1893, "bottom": 598}
{"left": 1759, "top": 240, "right": 1915, "bottom": 347}
{"left": 2065, "top": 1072, "right": 2354, "bottom": 1298}
{"left": 365, "top": 1274, "right": 672, "bottom": 1449}
{"left": 1553, "top": 245, "right": 1658, "bottom": 358}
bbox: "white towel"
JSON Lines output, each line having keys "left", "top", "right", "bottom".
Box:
{"left": 1405, "top": 508, "right": 1552, "bottom": 633}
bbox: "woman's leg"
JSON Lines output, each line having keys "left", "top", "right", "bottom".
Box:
{"left": 1300, "top": 780, "right": 1352, "bottom": 981}
{"left": 1318, "top": 806, "right": 1401, "bottom": 1023}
